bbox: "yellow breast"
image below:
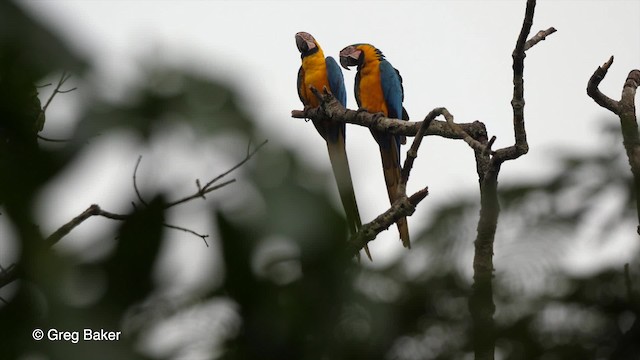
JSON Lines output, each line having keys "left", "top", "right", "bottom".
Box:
{"left": 356, "top": 45, "right": 389, "bottom": 116}
{"left": 358, "top": 63, "right": 388, "bottom": 116}
{"left": 301, "top": 53, "right": 329, "bottom": 108}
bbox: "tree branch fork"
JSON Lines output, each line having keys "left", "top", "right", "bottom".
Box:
{"left": 587, "top": 56, "right": 640, "bottom": 234}
{"left": 0, "top": 140, "right": 268, "bottom": 289}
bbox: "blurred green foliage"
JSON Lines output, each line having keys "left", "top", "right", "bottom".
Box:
{"left": 1, "top": 2, "right": 639, "bottom": 360}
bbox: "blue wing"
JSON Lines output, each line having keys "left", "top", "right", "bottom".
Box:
{"left": 325, "top": 56, "right": 347, "bottom": 107}
{"left": 379, "top": 59, "right": 407, "bottom": 162}
{"left": 297, "top": 66, "right": 306, "bottom": 105}
{"left": 378, "top": 60, "right": 410, "bottom": 247}
{"left": 379, "top": 59, "right": 403, "bottom": 120}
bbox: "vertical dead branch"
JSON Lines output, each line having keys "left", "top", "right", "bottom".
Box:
{"left": 453, "top": 1, "right": 553, "bottom": 359}
{"left": 468, "top": 142, "right": 496, "bottom": 360}
{"left": 586, "top": 50, "right": 640, "bottom": 359}
{"left": 587, "top": 60, "right": 640, "bottom": 233}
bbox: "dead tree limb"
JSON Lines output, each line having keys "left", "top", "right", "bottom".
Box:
{"left": 447, "top": 1, "right": 553, "bottom": 359}
{"left": 0, "top": 141, "right": 267, "bottom": 290}
{"left": 587, "top": 57, "right": 640, "bottom": 234}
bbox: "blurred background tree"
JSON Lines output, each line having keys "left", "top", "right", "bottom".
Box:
{"left": 1, "top": 2, "right": 638, "bottom": 360}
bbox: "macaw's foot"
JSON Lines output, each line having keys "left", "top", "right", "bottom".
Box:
{"left": 371, "top": 111, "right": 386, "bottom": 122}
{"left": 302, "top": 105, "right": 314, "bottom": 121}
{"left": 370, "top": 112, "right": 387, "bottom": 129}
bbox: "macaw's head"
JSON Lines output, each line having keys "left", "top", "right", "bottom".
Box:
{"left": 295, "top": 32, "right": 319, "bottom": 57}
{"left": 339, "top": 45, "right": 363, "bottom": 70}
{"left": 340, "top": 44, "right": 384, "bottom": 71}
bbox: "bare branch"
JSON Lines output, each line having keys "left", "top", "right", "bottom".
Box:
{"left": 37, "top": 134, "right": 71, "bottom": 143}
{"left": 1, "top": 202, "right": 213, "bottom": 289}
{"left": 622, "top": 69, "right": 640, "bottom": 110}
{"left": 292, "top": 92, "right": 487, "bottom": 141}
{"left": 399, "top": 110, "right": 438, "bottom": 189}
{"left": 444, "top": 109, "right": 488, "bottom": 154}
{"left": 164, "top": 223, "right": 209, "bottom": 247}
{"left": 0, "top": 204, "right": 127, "bottom": 288}
{"left": 166, "top": 139, "right": 267, "bottom": 208}
{"left": 195, "top": 179, "right": 206, "bottom": 200}
{"left": 467, "top": 2, "right": 555, "bottom": 359}
{"left": 588, "top": 58, "right": 640, "bottom": 232}
{"left": 513, "top": 0, "right": 536, "bottom": 62}
{"left": 204, "top": 139, "right": 267, "bottom": 190}
{"left": 41, "top": 71, "right": 75, "bottom": 115}
{"left": 587, "top": 56, "right": 620, "bottom": 114}
{"left": 35, "top": 71, "right": 77, "bottom": 137}
{"left": 44, "top": 204, "right": 127, "bottom": 248}
{"left": 348, "top": 187, "right": 428, "bottom": 256}
{"left": 133, "top": 155, "right": 149, "bottom": 207}
{"left": 33, "top": 141, "right": 266, "bottom": 252}
{"left": 524, "top": 27, "right": 557, "bottom": 51}
{"left": 491, "top": 0, "right": 544, "bottom": 165}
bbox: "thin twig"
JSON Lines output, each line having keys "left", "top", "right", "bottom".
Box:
{"left": 348, "top": 187, "right": 429, "bottom": 256}
{"left": 166, "top": 139, "right": 267, "bottom": 208}
{"left": 164, "top": 223, "right": 209, "bottom": 247}
{"left": 167, "top": 180, "right": 237, "bottom": 209}
{"left": 42, "top": 141, "right": 266, "bottom": 248}
{"left": 0, "top": 203, "right": 211, "bottom": 289}
{"left": 524, "top": 27, "right": 557, "bottom": 51}
{"left": 202, "top": 139, "right": 268, "bottom": 190}
{"left": 37, "top": 134, "right": 71, "bottom": 143}
{"left": 35, "top": 71, "right": 77, "bottom": 137}
{"left": 444, "top": 109, "right": 487, "bottom": 153}
{"left": 2, "top": 122, "right": 267, "bottom": 292}
{"left": 195, "top": 179, "right": 206, "bottom": 199}
{"left": 44, "top": 204, "right": 127, "bottom": 248}
{"left": 41, "top": 71, "right": 76, "bottom": 115}
{"left": 587, "top": 56, "right": 619, "bottom": 114}
{"left": 133, "top": 155, "right": 149, "bottom": 207}
{"left": 400, "top": 109, "right": 438, "bottom": 187}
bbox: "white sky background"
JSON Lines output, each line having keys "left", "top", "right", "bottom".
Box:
{"left": 7, "top": 1, "right": 640, "bottom": 284}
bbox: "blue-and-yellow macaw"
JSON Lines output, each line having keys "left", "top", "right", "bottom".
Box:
{"left": 339, "top": 43, "right": 410, "bottom": 248}
{"left": 295, "top": 32, "right": 371, "bottom": 259}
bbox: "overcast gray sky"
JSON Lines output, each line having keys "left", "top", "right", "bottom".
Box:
{"left": 13, "top": 0, "right": 640, "bottom": 273}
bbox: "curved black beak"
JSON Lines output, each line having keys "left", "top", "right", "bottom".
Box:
{"left": 295, "top": 32, "right": 317, "bottom": 54}
{"left": 339, "top": 45, "right": 361, "bottom": 70}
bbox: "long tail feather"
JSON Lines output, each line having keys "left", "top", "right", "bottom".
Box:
{"left": 326, "top": 135, "right": 372, "bottom": 260}
{"left": 378, "top": 137, "right": 410, "bottom": 248}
